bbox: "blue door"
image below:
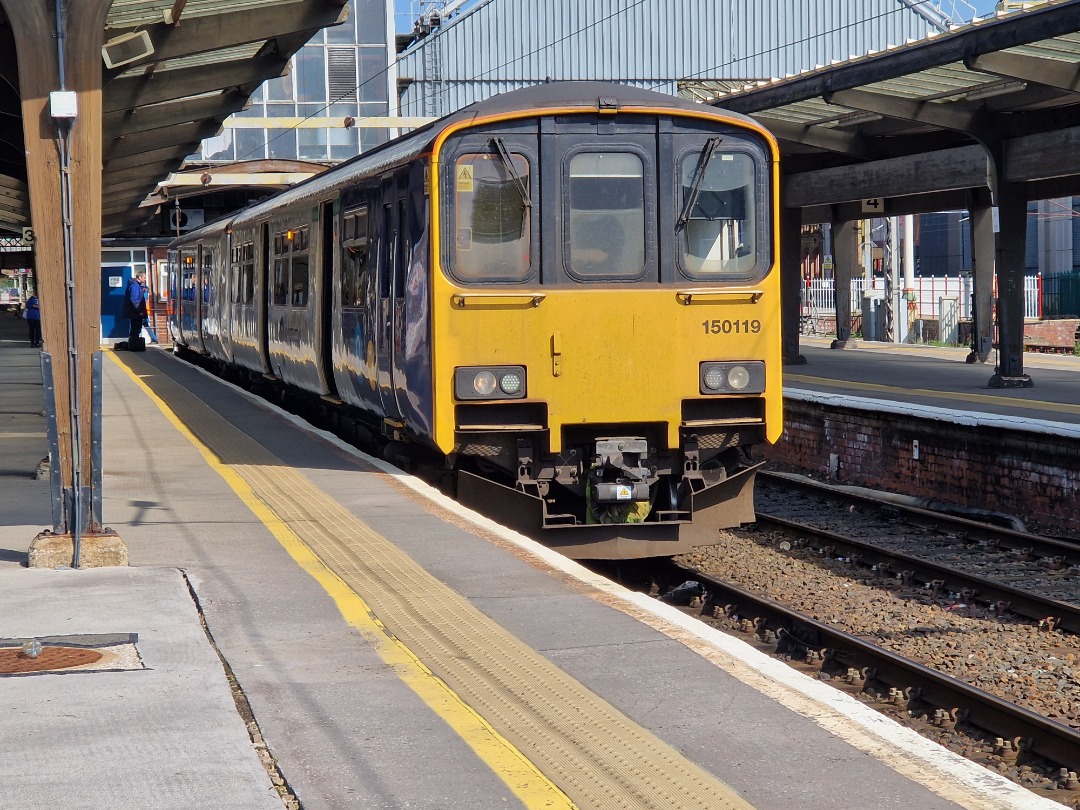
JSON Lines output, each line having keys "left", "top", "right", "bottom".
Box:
{"left": 101, "top": 266, "right": 132, "bottom": 340}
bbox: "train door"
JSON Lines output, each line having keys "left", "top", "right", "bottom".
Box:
{"left": 219, "top": 230, "right": 233, "bottom": 362}
{"left": 319, "top": 199, "right": 339, "bottom": 398}
{"left": 197, "top": 243, "right": 211, "bottom": 354}
{"left": 179, "top": 246, "right": 199, "bottom": 347}
{"left": 375, "top": 177, "right": 402, "bottom": 422}
{"left": 166, "top": 249, "right": 179, "bottom": 342}
{"left": 259, "top": 222, "right": 271, "bottom": 373}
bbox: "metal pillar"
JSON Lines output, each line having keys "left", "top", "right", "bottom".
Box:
{"left": 830, "top": 217, "right": 857, "bottom": 349}
{"left": 966, "top": 188, "right": 994, "bottom": 364}
{"left": 989, "top": 182, "right": 1032, "bottom": 388}
{"left": 780, "top": 204, "right": 806, "bottom": 365}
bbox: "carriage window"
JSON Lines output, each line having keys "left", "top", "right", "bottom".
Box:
{"left": 202, "top": 248, "right": 214, "bottom": 303}
{"left": 395, "top": 199, "right": 407, "bottom": 299}
{"left": 678, "top": 149, "right": 758, "bottom": 277}
{"left": 289, "top": 227, "right": 309, "bottom": 307}
{"left": 242, "top": 243, "right": 255, "bottom": 304}
{"left": 230, "top": 246, "right": 242, "bottom": 303}
{"left": 566, "top": 152, "right": 646, "bottom": 279}
{"left": 342, "top": 207, "right": 369, "bottom": 308}
{"left": 181, "top": 251, "right": 196, "bottom": 301}
{"left": 452, "top": 152, "right": 530, "bottom": 281}
{"left": 272, "top": 233, "right": 289, "bottom": 306}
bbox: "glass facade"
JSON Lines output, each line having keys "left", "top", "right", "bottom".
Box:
{"left": 194, "top": 0, "right": 390, "bottom": 164}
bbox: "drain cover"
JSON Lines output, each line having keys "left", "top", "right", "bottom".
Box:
{"left": 0, "top": 646, "right": 103, "bottom": 674}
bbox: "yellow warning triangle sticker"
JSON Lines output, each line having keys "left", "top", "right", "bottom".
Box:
{"left": 456, "top": 164, "right": 474, "bottom": 192}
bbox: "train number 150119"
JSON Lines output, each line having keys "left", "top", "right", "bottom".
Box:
{"left": 701, "top": 319, "right": 761, "bottom": 335}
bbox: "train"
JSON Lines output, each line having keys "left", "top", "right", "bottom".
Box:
{"left": 167, "top": 81, "right": 782, "bottom": 559}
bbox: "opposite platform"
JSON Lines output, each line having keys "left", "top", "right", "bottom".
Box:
{"left": 788, "top": 336, "right": 1080, "bottom": 426}
{"left": 0, "top": 311, "right": 1059, "bottom": 809}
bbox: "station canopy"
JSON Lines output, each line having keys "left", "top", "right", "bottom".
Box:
{"left": 0, "top": 0, "right": 348, "bottom": 235}
{"left": 694, "top": 0, "right": 1080, "bottom": 219}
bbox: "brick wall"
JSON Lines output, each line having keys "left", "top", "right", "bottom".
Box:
{"left": 762, "top": 399, "right": 1080, "bottom": 536}
{"left": 1023, "top": 319, "right": 1079, "bottom": 351}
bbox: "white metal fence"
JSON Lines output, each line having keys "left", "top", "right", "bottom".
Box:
{"left": 803, "top": 275, "right": 1042, "bottom": 321}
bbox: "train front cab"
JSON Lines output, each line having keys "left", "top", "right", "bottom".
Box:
{"left": 429, "top": 105, "right": 782, "bottom": 557}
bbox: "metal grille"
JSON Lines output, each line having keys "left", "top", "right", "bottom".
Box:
{"left": 328, "top": 47, "right": 358, "bottom": 102}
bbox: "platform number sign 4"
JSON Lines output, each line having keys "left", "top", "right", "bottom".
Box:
{"left": 861, "top": 198, "right": 883, "bottom": 214}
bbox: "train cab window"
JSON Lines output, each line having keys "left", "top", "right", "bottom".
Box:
{"left": 342, "top": 207, "right": 369, "bottom": 308}
{"left": 677, "top": 146, "right": 760, "bottom": 278}
{"left": 566, "top": 152, "right": 646, "bottom": 280}
{"left": 451, "top": 152, "right": 531, "bottom": 282}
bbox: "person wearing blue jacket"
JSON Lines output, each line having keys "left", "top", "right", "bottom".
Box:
{"left": 122, "top": 271, "right": 147, "bottom": 346}
{"left": 24, "top": 293, "right": 40, "bottom": 348}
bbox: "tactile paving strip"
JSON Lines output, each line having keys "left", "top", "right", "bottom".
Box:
{"left": 119, "top": 353, "right": 754, "bottom": 810}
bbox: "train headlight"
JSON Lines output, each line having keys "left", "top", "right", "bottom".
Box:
{"left": 455, "top": 366, "right": 527, "bottom": 400}
{"left": 699, "top": 361, "right": 765, "bottom": 395}
{"left": 499, "top": 371, "right": 522, "bottom": 395}
{"left": 473, "top": 371, "right": 497, "bottom": 396}
{"left": 727, "top": 365, "right": 751, "bottom": 390}
{"left": 702, "top": 366, "right": 725, "bottom": 391}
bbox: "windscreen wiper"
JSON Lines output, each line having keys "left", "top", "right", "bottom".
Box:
{"left": 490, "top": 137, "right": 531, "bottom": 210}
{"left": 677, "top": 136, "right": 722, "bottom": 229}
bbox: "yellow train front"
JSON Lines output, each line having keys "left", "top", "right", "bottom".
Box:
{"left": 427, "top": 84, "right": 782, "bottom": 558}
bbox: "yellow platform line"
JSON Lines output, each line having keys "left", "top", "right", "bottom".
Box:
{"left": 105, "top": 351, "right": 575, "bottom": 810}
{"left": 107, "top": 350, "right": 755, "bottom": 810}
{"left": 785, "top": 373, "right": 1080, "bottom": 418}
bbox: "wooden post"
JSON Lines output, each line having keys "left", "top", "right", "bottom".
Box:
{"left": 8, "top": 0, "right": 127, "bottom": 566}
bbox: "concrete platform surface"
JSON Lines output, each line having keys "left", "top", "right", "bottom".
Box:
{"left": 0, "top": 567, "right": 280, "bottom": 810}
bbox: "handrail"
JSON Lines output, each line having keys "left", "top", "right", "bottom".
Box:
{"left": 676, "top": 289, "right": 764, "bottom": 305}
{"left": 451, "top": 293, "right": 546, "bottom": 308}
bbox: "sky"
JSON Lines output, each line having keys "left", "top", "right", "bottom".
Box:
{"left": 393, "top": 1, "right": 1011, "bottom": 34}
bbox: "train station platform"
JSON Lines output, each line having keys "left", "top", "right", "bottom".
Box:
{"left": 0, "top": 310, "right": 1059, "bottom": 810}
{"left": 788, "top": 336, "right": 1080, "bottom": 427}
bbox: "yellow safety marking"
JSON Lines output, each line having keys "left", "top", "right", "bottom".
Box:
{"left": 105, "top": 351, "right": 575, "bottom": 810}
{"left": 785, "top": 373, "right": 1080, "bottom": 418}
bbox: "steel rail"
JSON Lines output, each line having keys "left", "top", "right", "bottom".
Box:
{"left": 668, "top": 560, "right": 1080, "bottom": 774}
{"left": 755, "top": 511, "right": 1080, "bottom": 636}
{"left": 758, "top": 470, "right": 1080, "bottom": 562}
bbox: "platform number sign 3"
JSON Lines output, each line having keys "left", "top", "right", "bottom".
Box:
{"left": 21, "top": 227, "right": 34, "bottom": 245}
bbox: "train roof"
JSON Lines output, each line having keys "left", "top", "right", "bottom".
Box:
{"left": 171, "top": 81, "right": 762, "bottom": 245}
{"left": 456, "top": 81, "right": 728, "bottom": 118}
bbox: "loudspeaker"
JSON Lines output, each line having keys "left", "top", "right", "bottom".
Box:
{"left": 102, "top": 31, "right": 154, "bottom": 69}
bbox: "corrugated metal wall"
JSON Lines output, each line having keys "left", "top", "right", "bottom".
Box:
{"left": 397, "top": 0, "right": 947, "bottom": 117}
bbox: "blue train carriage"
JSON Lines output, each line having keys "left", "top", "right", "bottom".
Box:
{"left": 167, "top": 82, "right": 782, "bottom": 560}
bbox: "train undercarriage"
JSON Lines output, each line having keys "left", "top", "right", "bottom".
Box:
{"left": 453, "top": 427, "right": 763, "bottom": 559}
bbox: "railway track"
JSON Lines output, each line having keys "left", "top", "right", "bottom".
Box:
{"left": 756, "top": 471, "right": 1080, "bottom": 632}
{"left": 591, "top": 475, "right": 1080, "bottom": 803}
{"left": 657, "top": 558, "right": 1080, "bottom": 799}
